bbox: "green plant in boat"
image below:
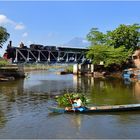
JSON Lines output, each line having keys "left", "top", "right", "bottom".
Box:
{"left": 56, "top": 93, "right": 88, "bottom": 107}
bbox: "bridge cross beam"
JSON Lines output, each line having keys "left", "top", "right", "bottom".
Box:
{"left": 37, "top": 50, "right": 41, "bottom": 62}
{"left": 48, "top": 51, "right": 51, "bottom": 62}
{"left": 57, "top": 51, "right": 60, "bottom": 62}
{"left": 74, "top": 53, "right": 77, "bottom": 62}
{"left": 66, "top": 52, "right": 69, "bottom": 62}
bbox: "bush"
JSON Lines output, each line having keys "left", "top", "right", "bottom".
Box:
{"left": 0, "top": 58, "right": 9, "bottom": 67}
{"left": 65, "top": 65, "right": 73, "bottom": 73}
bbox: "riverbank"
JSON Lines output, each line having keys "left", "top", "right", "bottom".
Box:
{"left": 24, "top": 63, "right": 123, "bottom": 78}
{"left": 0, "top": 63, "right": 123, "bottom": 82}
{"left": 23, "top": 64, "right": 70, "bottom": 71}
{"left": 0, "top": 64, "right": 25, "bottom": 81}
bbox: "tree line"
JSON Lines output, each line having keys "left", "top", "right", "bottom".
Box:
{"left": 86, "top": 24, "right": 140, "bottom": 69}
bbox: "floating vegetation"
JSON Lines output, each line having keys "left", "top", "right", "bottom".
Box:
{"left": 55, "top": 93, "right": 89, "bottom": 107}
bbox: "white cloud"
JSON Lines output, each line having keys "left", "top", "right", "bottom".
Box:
{"left": 0, "top": 14, "right": 25, "bottom": 30}
{"left": 0, "top": 14, "right": 13, "bottom": 25}
{"left": 22, "top": 32, "right": 28, "bottom": 37}
{"left": 82, "top": 39, "right": 89, "bottom": 44}
{"left": 15, "top": 23, "right": 25, "bottom": 30}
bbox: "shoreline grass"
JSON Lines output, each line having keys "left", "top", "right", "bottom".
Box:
{"left": 23, "top": 63, "right": 73, "bottom": 72}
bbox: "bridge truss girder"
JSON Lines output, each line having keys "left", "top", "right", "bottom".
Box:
{"left": 14, "top": 48, "right": 87, "bottom": 63}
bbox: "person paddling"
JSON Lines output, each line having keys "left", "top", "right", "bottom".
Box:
{"left": 73, "top": 97, "right": 82, "bottom": 108}
{"left": 65, "top": 95, "right": 87, "bottom": 112}
{"left": 72, "top": 97, "right": 87, "bottom": 112}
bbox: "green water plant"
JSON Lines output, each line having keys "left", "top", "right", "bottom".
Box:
{"left": 55, "top": 93, "right": 88, "bottom": 107}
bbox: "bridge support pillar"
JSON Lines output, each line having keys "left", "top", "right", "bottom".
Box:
{"left": 73, "top": 64, "right": 94, "bottom": 75}
{"left": 73, "top": 64, "right": 78, "bottom": 74}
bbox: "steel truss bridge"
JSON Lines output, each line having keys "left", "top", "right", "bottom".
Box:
{"left": 6, "top": 47, "right": 89, "bottom": 64}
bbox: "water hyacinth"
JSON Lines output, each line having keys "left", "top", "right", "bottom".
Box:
{"left": 55, "top": 93, "right": 89, "bottom": 107}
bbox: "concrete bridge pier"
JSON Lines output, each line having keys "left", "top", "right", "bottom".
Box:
{"left": 73, "top": 64, "right": 94, "bottom": 75}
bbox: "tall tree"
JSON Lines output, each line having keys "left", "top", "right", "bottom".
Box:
{"left": 109, "top": 24, "right": 140, "bottom": 50}
{"left": 87, "top": 28, "right": 107, "bottom": 46}
{"left": 0, "top": 26, "right": 10, "bottom": 48}
{"left": 87, "top": 24, "right": 140, "bottom": 51}
{"left": 86, "top": 24, "right": 140, "bottom": 67}
{"left": 86, "top": 45, "right": 132, "bottom": 67}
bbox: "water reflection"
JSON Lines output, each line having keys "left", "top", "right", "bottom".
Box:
{"left": 133, "top": 81, "right": 140, "bottom": 100}
{"left": 0, "top": 72, "right": 140, "bottom": 113}
{"left": 24, "top": 70, "right": 74, "bottom": 94}
{"left": 69, "top": 114, "right": 82, "bottom": 130}
{"left": 73, "top": 75, "right": 94, "bottom": 93}
{"left": 0, "top": 70, "right": 140, "bottom": 138}
{"left": 73, "top": 75, "right": 140, "bottom": 105}
{"left": 0, "top": 110, "right": 7, "bottom": 128}
{"left": 0, "top": 80, "right": 24, "bottom": 95}
{"left": 47, "top": 111, "right": 140, "bottom": 139}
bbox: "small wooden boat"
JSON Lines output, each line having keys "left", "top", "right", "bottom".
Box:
{"left": 48, "top": 103, "right": 140, "bottom": 113}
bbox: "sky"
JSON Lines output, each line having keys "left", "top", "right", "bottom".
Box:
{"left": 0, "top": 1, "right": 140, "bottom": 56}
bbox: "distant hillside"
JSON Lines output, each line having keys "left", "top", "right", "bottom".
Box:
{"left": 63, "top": 37, "right": 90, "bottom": 48}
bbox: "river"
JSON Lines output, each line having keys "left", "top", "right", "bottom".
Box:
{"left": 0, "top": 69, "right": 140, "bottom": 139}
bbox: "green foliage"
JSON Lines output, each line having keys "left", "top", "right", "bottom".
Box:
{"left": 0, "top": 58, "right": 9, "bottom": 67}
{"left": 87, "top": 28, "right": 107, "bottom": 46}
{"left": 86, "top": 23, "right": 139, "bottom": 67}
{"left": 87, "top": 24, "right": 140, "bottom": 51}
{"left": 65, "top": 65, "right": 73, "bottom": 73}
{"left": 86, "top": 45, "right": 133, "bottom": 67}
{"left": 109, "top": 24, "right": 140, "bottom": 50}
{"left": 0, "top": 26, "right": 10, "bottom": 47}
{"left": 56, "top": 93, "right": 88, "bottom": 107}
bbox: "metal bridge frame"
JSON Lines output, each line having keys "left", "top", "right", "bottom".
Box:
{"left": 14, "top": 48, "right": 87, "bottom": 63}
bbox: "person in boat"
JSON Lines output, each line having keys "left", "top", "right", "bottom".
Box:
{"left": 65, "top": 97, "right": 85, "bottom": 111}
{"left": 72, "top": 97, "right": 88, "bottom": 111}
{"left": 72, "top": 97, "right": 82, "bottom": 108}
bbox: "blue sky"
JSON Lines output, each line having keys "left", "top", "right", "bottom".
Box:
{"left": 0, "top": 1, "right": 140, "bottom": 55}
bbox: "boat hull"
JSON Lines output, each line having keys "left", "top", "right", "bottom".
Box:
{"left": 48, "top": 104, "right": 140, "bottom": 113}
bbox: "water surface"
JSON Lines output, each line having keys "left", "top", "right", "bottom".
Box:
{"left": 0, "top": 70, "right": 140, "bottom": 139}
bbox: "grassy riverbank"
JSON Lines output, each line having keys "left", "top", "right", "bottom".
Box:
{"left": 23, "top": 63, "right": 73, "bottom": 72}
